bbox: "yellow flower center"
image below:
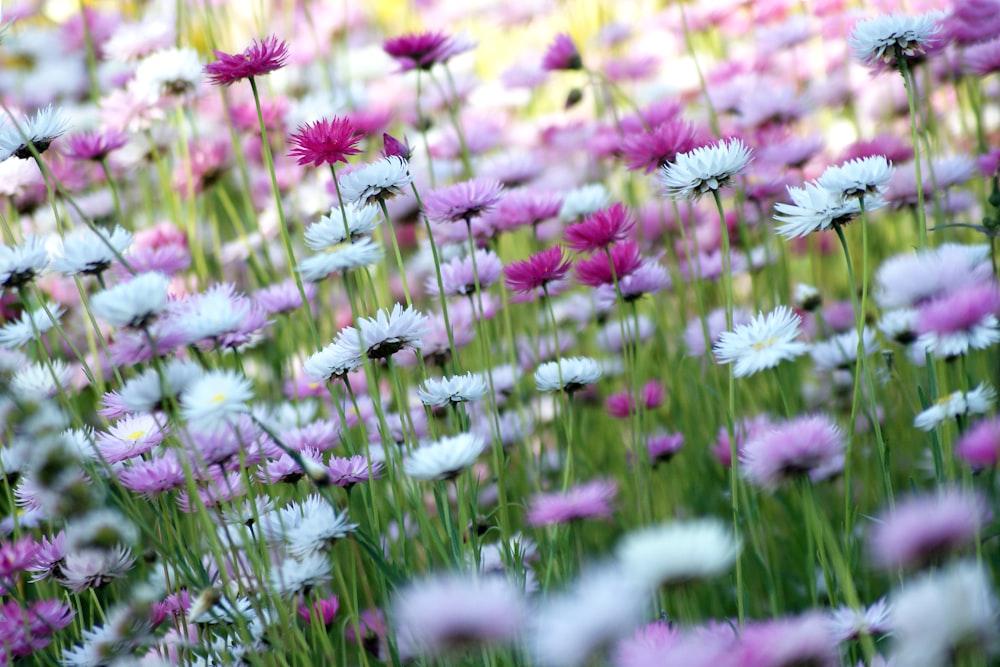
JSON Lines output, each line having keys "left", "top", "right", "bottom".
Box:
{"left": 752, "top": 337, "right": 779, "bottom": 350}
{"left": 125, "top": 430, "right": 147, "bottom": 441}
{"left": 211, "top": 393, "right": 227, "bottom": 404}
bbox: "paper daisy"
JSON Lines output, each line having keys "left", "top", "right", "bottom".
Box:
{"left": 534, "top": 356, "right": 603, "bottom": 393}
{"left": 339, "top": 156, "right": 414, "bottom": 207}
{"left": 180, "top": 370, "right": 254, "bottom": 431}
{"left": 773, "top": 181, "right": 865, "bottom": 239}
{"left": 305, "top": 205, "right": 381, "bottom": 250}
{"left": 417, "top": 372, "right": 488, "bottom": 408}
{"left": 0, "top": 236, "right": 50, "bottom": 290}
{"left": 914, "top": 384, "right": 996, "bottom": 431}
{"left": 615, "top": 518, "right": 741, "bottom": 588}
{"left": 713, "top": 305, "right": 809, "bottom": 378}
{"left": 660, "top": 138, "right": 752, "bottom": 200}
{"left": 90, "top": 272, "right": 171, "bottom": 329}
{"left": 848, "top": 12, "right": 943, "bottom": 67}
{"left": 403, "top": 433, "right": 486, "bottom": 481}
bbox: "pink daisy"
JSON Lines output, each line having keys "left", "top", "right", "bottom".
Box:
{"left": 605, "top": 380, "right": 665, "bottom": 418}
{"left": 383, "top": 31, "right": 475, "bottom": 71}
{"left": 288, "top": 116, "right": 363, "bottom": 167}
{"left": 735, "top": 612, "right": 840, "bottom": 667}
{"left": 62, "top": 129, "right": 128, "bottom": 162}
{"left": 526, "top": 478, "right": 617, "bottom": 526}
{"left": 327, "top": 455, "right": 384, "bottom": 488}
{"left": 620, "top": 119, "right": 705, "bottom": 174}
{"left": 427, "top": 249, "right": 503, "bottom": 297}
{"left": 955, "top": 416, "right": 1000, "bottom": 469}
{"left": 574, "top": 241, "right": 644, "bottom": 287}
{"left": 300, "top": 595, "right": 340, "bottom": 626}
{"left": 204, "top": 35, "right": 289, "bottom": 86}
{"left": 564, "top": 203, "right": 636, "bottom": 252}
{"left": 423, "top": 178, "right": 504, "bottom": 224}
{"left": 647, "top": 432, "right": 685, "bottom": 466}
{"left": 740, "top": 414, "right": 845, "bottom": 489}
{"left": 914, "top": 282, "right": 1000, "bottom": 357}
{"left": 488, "top": 188, "right": 562, "bottom": 233}
{"left": 504, "top": 246, "right": 573, "bottom": 296}
{"left": 542, "top": 33, "right": 583, "bottom": 71}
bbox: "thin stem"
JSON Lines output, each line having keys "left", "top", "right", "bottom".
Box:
{"left": 897, "top": 55, "right": 927, "bottom": 249}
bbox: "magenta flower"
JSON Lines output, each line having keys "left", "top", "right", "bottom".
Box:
{"left": 914, "top": 282, "right": 1000, "bottom": 357}
{"left": 740, "top": 414, "right": 845, "bottom": 489}
{"left": 0, "top": 599, "right": 75, "bottom": 659}
{"left": 735, "top": 612, "right": 840, "bottom": 667}
{"left": 422, "top": 177, "right": 504, "bottom": 224}
{"left": 62, "top": 129, "right": 128, "bottom": 161}
{"left": 383, "top": 31, "right": 475, "bottom": 71}
{"left": 288, "top": 116, "right": 363, "bottom": 167}
{"left": 204, "top": 35, "right": 289, "bottom": 86}
{"left": 605, "top": 380, "right": 665, "bottom": 418}
{"left": 574, "top": 241, "right": 643, "bottom": 287}
{"left": 503, "top": 246, "right": 572, "bottom": 295}
{"left": 328, "top": 455, "right": 384, "bottom": 489}
{"left": 0, "top": 536, "right": 38, "bottom": 586}
{"left": 299, "top": 595, "right": 340, "bottom": 626}
{"left": 542, "top": 32, "right": 583, "bottom": 71}
{"left": 978, "top": 148, "right": 1000, "bottom": 177}
{"left": 647, "top": 432, "right": 685, "bottom": 466}
{"left": 564, "top": 203, "right": 636, "bottom": 252}
{"left": 956, "top": 417, "right": 1000, "bottom": 469}
{"left": 526, "top": 479, "right": 617, "bottom": 526}
{"left": 620, "top": 119, "right": 704, "bottom": 174}
{"left": 489, "top": 188, "right": 563, "bottom": 233}
{"left": 382, "top": 132, "right": 412, "bottom": 160}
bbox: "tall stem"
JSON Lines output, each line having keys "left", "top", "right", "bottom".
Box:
{"left": 897, "top": 55, "right": 927, "bottom": 249}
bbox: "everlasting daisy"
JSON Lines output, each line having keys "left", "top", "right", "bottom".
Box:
{"left": 203, "top": 35, "right": 289, "bottom": 86}
{"left": 132, "top": 47, "right": 203, "bottom": 99}
{"left": 955, "top": 417, "right": 1000, "bottom": 470}
{"left": 303, "top": 333, "right": 365, "bottom": 382}
{"left": 914, "top": 283, "right": 1000, "bottom": 358}
{"left": 253, "top": 278, "right": 315, "bottom": 316}
{"left": 90, "top": 272, "right": 170, "bottom": 329}
{"left": 810, "top": 328, "right": 880, "bottom": 371}
{"left": 735, "top": 612, "right": 840, "bottom": 667}
{"left": 713, "top": 305, "right": 809, "bottom": 378}
{"left": 574, "top": 241, "right": 643, "bottom": 288}
{"left": 615, "top": 518, "right": 741, "bottom": 589}
{"left": 383, "top": 31, "right": 475, "bottom": 71}
{"left": 180, "top": 370, "right": 253, "bottom": 431}
{"left": 288, "top": 116, "right": 363, "bottom": 167}
{"left": 0, "top": 106, "right": 69, "bottom": 161}
{"left": 0, "top": 303, "right": 63, "bottom": 349}
{"left": 827, "top": 598, "right": 891, "bottom": 643}
{"left": 741, "top": 414, "right": 846, "bottom": 489}
{"left": 305, "top": 205, "right": 381, "bottom": 249}
{"left": 848, "top": 12, "right": 943, "bottom": 67}
{"left": 816, "top": 155, "right": 895, "bottom": 201}
{"left": 94, "top": 414, "right": 166, "bottom": 464}
{"left": 660, "top": 138, "right": 752, "bottom": 201}
{"left": 526, "top": 479, "right": 616, "bottom": 527}
{"left": 535, "top": 356, "right": 602, "bottom": 393}
{"left": 403, "top": 433, "right": 486, "bottom": 481}
{"left": 428, "top": 249, "right": 503, "bottom": 297}
{"left": 914, "top": 384, "right": 996, "bottom": 431}
{"left": 62, "top": 129, "right": 128, "bottom": 162}
{"left": 773, "top": 181, "right": 866, "bottom": 239}
{"left": 11, "top": 360, "right": 72, "bottom": 399}
{"left": 0, "top": 236, "right": 50, "bottom": 289}
{"left": 327, "top": 455, "right": 384, "bottom": 488}
{"left": 269, "top": 551, "right": 332, "bottom": 597}
{"left": 504, "top": 246, "right": 573, "bottom": 296}
{"left": 563, "top": 202, "right": 635, "bottom": 252}
{"left": 50, "top": 226, "right": 132, "bottom": 277}
{"left": 423, "top": 177, "right": 504, "bottom": 224}
{"left": 621, "top": 119, "right": 704, "bottom": 174}
{"left": 118, "top": 359, "right": 203, "bottom": 414}
{"left": 298, "top": 237, "right": 385, "bottom": 281}
{"left": 417, "top": 372, "right": 488, "bottom": 408}
{"left": 56, "top": 546, "right": 135, "bottom": 593}
{"left": 260, "top": 495, "right": 357, "bottom": 556}
{"left": 355, "top": 304, "right": 429, "bottom": 360}
{"left": 339, "top": 156, "right": 413, "bottom": 207}
{"left": 542, "top": 33, "right": 583, "bottom": 71}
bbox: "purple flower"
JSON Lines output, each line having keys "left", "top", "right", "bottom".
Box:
{"left": 383, "top": 31, "right": 475, "bottom": 71}
{"left": 740, "top": 414, "right": 845, "bottom": 489}
{"left": 253, "top": 278, "right": 316, "bottom": 316}
{"left": 620, "top": 119, "right": 705, "bottom": 174}
{"left": 328, "top": 455, "right": 384, "bottom": 488}
{"left": 62, "top": 128, "right": 128, "bottom": 161}
{"left": 423, "top": 178, "right": 504, "bottom": 224}
{"left": 427, "top": 249, "right": 503, "bottom": 297}
{"left": 526, "top": 479, "right": 617, "bottom": 526}
{"left": 542, "top": 33, "right": 583, "bottom": 71}
{"left": 504, "top": 246, "right": 573, "bottom": 297}
{"left": 735, "top": 612, "right": 840, "bottom": 667}
{"left": 0, "top": 536, "right": 38, "bottom": 586}
{"left": 647, "top": 432, "right": 685, "bottom": 466}
{"left": 956, "top": 417, "right": 1000, "bottom": 469}
{"left": 564, "top": 203, "right": 636, "bottom": 252}
{"left": 288, "top": 117, "right": 363, "bottom": 167}
{"left": 204, "top": 35, "right": 289, "bottom": 86}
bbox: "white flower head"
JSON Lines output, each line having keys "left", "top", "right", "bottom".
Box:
{"left": 305, "top": 204, "right": 381, "bottom": 250}
{"left": 51, "top": 226, "right": 132, "bottom": 277}
{"left": 131, "top": 47, "right": 203, "bottom": 100}
{"left": 849, "top": 12, "right": 944, "bottom": 67}
{"left": 418, "top": 372, "right": 489, "bottom": 407}
{"left": 180, "top": 370, "right": 253, "bottom": 431}
{"left": 559, "top": 183, "right": 611, "bottom": 222}
{"left": 810, "top": 327, "right": 880, "bottom": 371}
{"left": 403, "top": 433, "right": 486, "bottom": 481}
{"left": 0, "top": 106, "right": 69, "bottom": 162}
{"left": 11, "top": 359, "right": 72, "bottom": 399}
{"left": 0, "top": 303, "right": 63, "bottom": 349}
{"left": 91, "top": 272, "right": 171, "bottom": 329}
{"left": 303, "top": 333, "right": 365, "bottom": 382}
{"left": 713, "top": 305, "right": 809, "bottom": 378}
{"left": 339, "top": 156, "right": 414, "bottom": 207}
{"left": 356, "top": 303, "right": 429, "bottom": 360}
{"left": 298, "top": 236, "right": 384, "bottom": 281}
{"left": 0, "top": 236, "right": 50, "bottom": 289}
{"left": 914, "top": 383, "right": 996, "bottom": 431}
{"left": 660, "top": 138, "right": 753, "bottom": 200}
{"left": 773, "top": 181, "right": 868, "bottom": 239}
{"left": 534, "top": 357, "right": 602, "bottom": 393}
{"left": 879, "top": 308, "right": 919, "bottom": 345}
{"left": 615, "top": 518, "right": 741, "bottom": 589}
{"left": 269, "top": 551, "right": 333, "bottom": 597}
{"left": 817, "top": 155, "right": 895, "bottom": 201}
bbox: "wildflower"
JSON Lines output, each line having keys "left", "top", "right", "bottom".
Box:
{"left": 965, "top": 37, "right": 1000, "bottom": 75}
{"left": 849, "top": 12, "right": 943, "bottom": 67}
{"left": 116, "top": 453, "right": 186, "bottom": 497}
{"left": 0, "top": 303, "right": 63, "bottom": 349}
{"left": 0, "top": 106, "right": 69, "bottom": 162}
{"left": 428, "top": 249, "right": 503, "bottom": 297}
{"left": 203, "top": 35, "right": 289, "bottom": 86}
{"left": 327, "top": 455, "right": 384, "bottom": 488}
{"left": 423, "top": 177, "right": 504, "bottom": 224}
{"left": 11, "top": 360, "right": 72, "bottom": 399}
{"left": 339, "top": 156, "right": 413, "bottom": 207}
{"left": 621, "top": 119, "right": 704, "bottom": 174}
{"left": 168, "top": 282, "right": 269, "bottom": 349}
{"left": 132, "top": 47, "right": 203, "bottom": 99}
{"left": 300, "top": 595, "right": 340, "bottom": 626}
{"left": 392, "top": 573, "right": 526, "bottom": 660}
{"left": 298, "top": 237, "right": 385, "bottom": 281}
{"left": 773, "top": 181, "right": 866, "bottom": 239}
{"left": 542, "top": 33, "right": 583, "bottom": 71}
{"left": 304, "top": 333, "right": 365, "bottom": 382}
{"left": 0, "top": 236, "right": 49, "bottom": 289}
{"left": 606, "top": 380, "right": 665, "bottom": 419}
{"left": 735, "top": 612, "right": 841, "bottom": 667}
{"left": 504, "top": 246, "right": 573, "bottom": 295}
{"left": 356, "top": 303, "right": 429, "bottom": 360}
{"left": 94, "top": 414, "right": 166, "bottom": 464}
{"left": 535, "top": 356, "right": 602, "bottom": 393}
{"left": 253, "top": 277, "right": 315, "bottom": 316}
{"left": 574, "top": 240, "right": 643, "bottom": 287}
{"left": 260, "top": 495, "right": 357, "bottom": 556}
{"left": 288, "top": 116, "right": 363, "bottom": 167}
{"left": 564, "top": 203, "right": 635, "bottom": 252}
{"left": 827, "top": 598, "right": 892, "bottom": 643}
{"left": 62, "top": 129, "right": 128, "bottom": 162}
{"left": 383, "top": 132, "right": 412, "bottom": 160}
{"left": 403, "top": 433, "right": 486, "bottom": 481}
{"left": 418, "top": 372, "right": 488, "bottom": 408}
{"left": 50, "top": 225, "right": 132, "bottom": 276}
{"left": 713, "top": 305, "right": 809, "bottom": 378}
{"left": 880, "top": 308, "right": 920, "bottom": 345}
{"left": 526, "top": 479, "right": 617, "bottom": 526}
{"left": 810, "top": 328, "right": 880, "bottom": 371}
{"left": 90, "top": 272, "right": 171, "bottom": 329}
{"left": 0, "top": 536, "right": 39, "bottom": 586}
{"left": 660, "top": 138, "right": 752, "bottom": 200}
{"left": 916, "top": 383, "right": 997, "bottom": 431}
{"left": 559, "top": 184, "right": 611, "bottom": 222}
{"left": 741, "top": 414, "right": 846, "bottom": 489}
{"left": 817, "top": 155, "right": 895, "bottom": 201}
{"left": 56, "top": 546, "right": 135, "bottom": 593}
{"left": 180, "top": 370, "right": 253, "bottom": 431}
{"left": 615, "top": 518, "right": 741, "bottom": 589}
{"left": 118, "top": 358, "right": 203, "bottom": 414}
{"left": 955, "top": 417, "right": 1000, "bottom": 469}
{"left": 875, "top": 243, "right": 991, "bottom": 310}
{"left": 269, "top": 551, "right": 332, "bottom": 597}
{"left": 646, "top": 432, "right": 684, "bottom": 466}
{"left": 383, "top": 31, "right": 475, "bottom": 71}
{"left": 914, "top": 283, "right": 1000, "bottom": 358}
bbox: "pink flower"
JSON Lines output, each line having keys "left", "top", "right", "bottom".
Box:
{"left": 956, "top": 417, "right": 1000, "bottom": 469}
{"left": 575, "top": 241, "right": 644, "bottom": 287}
{"left": 382, "top": 132, "right": 412, "bottom": 160}
{"left": 504, "top": 246, "right": 573, "bottom": 295}
{"left": 605, "top": 381, "right": 665, "bottom": 418}
{"left": 423, "top": 177, "right": 504, "bottom": 224}
{"left": 427, "top": 249, "right": 503, "bottom": 297}
{"left": 288, "top": 117, "right": 363, "bottom": 167}
{"left": 840, "top": 134, "right": 914, "bottom": 165}
{"left": 542, "top": 32, "right": 583, "bottom": 71}
{"left": 620, "top": 120, "right": 705, "bottom": 174}
{"left": 299, "top": 595, "right": 340, "bottom": 625}
{"left": 740, "top": 414, "right": 845, "bottom": 489}
{"left": 526, "top": 478, "right": 617, "bottom": 526}
{"left": 62, "top": 129, "right": 128, "bottom": 161}
{"left": 204, "top": 35, "right": 289, "bottom": 86}
{"left": 488, "top": 188, "right": 562, "bottom": 233}
{"left": 978, "top": 148, "right": 1000, "bottom": 177}
{"left": 647, "top": 432, "right": 685, "bottom": 466}
{"left": 0, "top": 536, "right": 38, "bottom": 586}
{"left": 564, "top": 203, "right": 636, "bottom": 252}
{"left": 735, "top": 612, "right": 840, "bottom": 667}
{"left": 383, "top": 31, "right": 475, "bottom": 71}
{"left": 327, "top": 455, "right": 384, "bottom": 488}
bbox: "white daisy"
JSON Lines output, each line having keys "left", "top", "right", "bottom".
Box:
{"left": 660, "top": 138, "right": 753, "bottom": 201}
{"left": 0, "top": 236, "right": 50, "bottom": 289}
{"left": 131, "top": 47, "right": 203, "bottom": 100}
{"left": 810, "top": 327, "right": 880, "bottom": 371}
{"left": 356, "top": 303, "right": 429, "bottom": 360}
{"left": 849, "top": 12, "right": 943, "bottom": 67}
{"left": 816, "top": 155, "right": 895, "bottom": 201}
{"left": 304, "top": 204, "right": 381, "bottom": 250}
{"left": 534, "top": 357, "right": 602, "bottom": 393}
{"left": 104, "top": 19, "right": 174, "bottom": 62}
{"left": 298, "top": 236, "right": 384, "bottom": 282}
{"left": 11, "top": 360, "right": 72, "bottom": 399}
{"left": 713, "top": 305, "right": 809, "bottom": 378}
{"left": 269, "top": 551, "right": 332, "bottom": 597}
{"left": 260, "top": 494, "right": 357, "bottom": 555}
{"left": 303, "top": 332, "right": 365, "bottom": 382}
{"left": 0, "top": 106, "right": 69, "bottom": 162}
{"left": 50, "top": 225, "right": 132, "bottom": 276}
{"left": 119, "top": 359, "right": 203, "bottom": 414}
{"left": 614, "top": 518, "right": 741, "bottom": 589}
{"left": 773, "top": 181, "right": 867, "bottom": 239}
{"left": 558, "top": 183, "right": 611, "bottom": 222}
{"left": 91, "top": 272, "right": 171, "bottom": 329}
{"left": 914, "top": 384, "right": 996, "bottom": 431}
{"left": 339, "top": 156, "right": 414, "bottom": 207}
{"left": 403, "top": 433, "right": 486, "bottom": 481}
{"left": 915, "top": 317, "right": 1000, "bottom": 360}
{"left": 879, "top": 308, "right": 919, "bottom": 345}
{"left": 828, "top": 597, "right": 892, "bottom": 642}
{"left": 794, "top": 283, "right": 822, "bottom": 311}
{"left": 0, "top": 302, "right": 63, "bottom": 349}
{"left": 417, "top": 372, "right": 489, "bottom": 408}
{"left": 180, "top": 370, "right": 254, "bottom": 431}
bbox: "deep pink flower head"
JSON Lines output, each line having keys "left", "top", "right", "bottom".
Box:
{"left": 423, "top": 177, "right": 503, "bottom": 224}
{"left": 62, "top": 129, "right": 128, "bottom": 162}
{"left": 542, "top": 33, "right": 583, "bottom": 71}
{"left": 575, "top": 241, "right": 643, "bottom": 287}
{"left": 504, "top": 246, "right": 573, "bottom": 296}
{"left": 978, "top": 148, "right": 1000, "bottom": 177}
{"left": 956, "top": 416, "right": 1000, "bottom": 469}
{"left": 735, "top": 612, "right": 839, "bottom": 667}
{"left": 620, "top": 119, "right": 705, "bottom": 174}
{"left": 526, "top": 478, "right": 617, "bottom": 526}
{"left": 564, "top": 203, "right": 636, "bottom": 252}
{"left": 915, "top": 282, "right": 1000, "bottom": 335}
{"left": 868, "top": 488, "right": 990, "bottom": 571}
{"left": 605, "top": 381, "right": 665, "bottom": 418}
{"left": 740, "top": 414, "right": 845, "bottom": 489}
{"left": 299, "top": 595, "right": 340, "bottom": 625}
{"left": 0, "top": 536, "right": 38, "bottom": 586}
{"left": 840, "top": 134, "right": 914, "bottom": 164}
{"left": 647, "top": 432, "right": 684, "bottom": 466}
{"left": 288, "top": 117, "right": 363, "bottom": 167}
{"left": 383, "top": 133, "right": 412, "bottom": 160}
{"left": 945, "top": 0, "right": 1000, "bottom": 45}
{"left": 383, "top": 31, "right": 475, "bottom": 71}
{"left": 204, "top": 35, "right": 289, "bottom": 86}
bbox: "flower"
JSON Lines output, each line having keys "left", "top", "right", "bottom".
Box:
{"left": 559, "top": 184, "right": 611, "bottom": 222}
{"left": 118, "top": 358, "right": 203, "bottom": 414}
{"left": 810, "top": 328, "right": 880, "bottom": 371}
{"left": 203, "top": 35, "right": 289, "bottom": 86}
{"left": 383, "top": 31, "right": 475, "bottom": 71}
{"left": 298, "top": 237, "right": 384, "bottom": 281}
{"left": 914, "top": 283, "right": 1000, "bottom": 358}
{"left": 0, "top": 303, "right": 63, "bottom": 349}
{"left": 816, "top": 155, "right": 895, "bottom": 201}
{"left": 269, "top": 551, "right": 332, "bottom": 597}
{"left": 773, "top": 181, "right": 866, "bottom": 239}
{"left": 621, "top": 119, "right": 704, "bottom": 174}
{"left": 563, "top": 203, "right": 635, "bottom": 252}
{"left": 712, "top": 306, "right": 809, "bottom": 378}
{"left": 391, "top": 573, "right": 526, "bottom": 660}
{"left": 62, "top": 129, "right": 128, "bottom": 162}
{"left": 288, "top": 117, "right": 363, "bottom": 167}
{"left": 534, "top": 356, "right": 602, "bottom": 393}
{"left": 423, "top": 178, "right": 504, "bottom": 224}
{"left": 0, "top": 236, "right": 50, "bottom": 289}
{"left": 542, "top": 33, "right": 583, "bottom": 71}
{"left": 964, "top": 37, "right": 1000, "bottom": 75}
{"left": 660, "top": 138, "right": 752, "bottom": 200}
{"left": 180, "top": 370, "right": 253, "bottom": 431}
{"left": 848, "top": 12, "right": 943, "bottom": 67}
{"left": 260, "top": 495, "right": 357, "bottom": 556}
{"left": 914, "top": 384, "right": 996, "bottom": 431}
{"left": 418, "top": 372, "right": 488, "bottom": 408}
{"left": 827, "top": 598, "right": 892, "bottom": 642}
{"left": 403, "top": 433, "right": 486, "bottom": 481}
{"left": 741, "top": 414, "right": 846, "bottom": 489}
{"left": 526, "top": 479, "right": 617, "bottom": 526}
{"left": 574, "top": 241, "right": 643, "bottom": 287}
{"left": 132, "top": 47, "right": 203, "bottom": 99}
{"left": 304, "top": 333, "right": 365, "bottom": 382}
{"left": 383, "top": 132, "right": 412, "bottom": 160}
{"left": 735, "top": 612, "right": 840, "bottom": 667}
{"left": 90, "top": 272, "right": 171, "bottom": 329}
{"left": 504, "top": 246, "right": 573, "bottom": 296}
{"left": 299, "top": 595, "right": 340, "bottom": 625}
{"left": 428, "top": 249, "right": 503, "bottom": 297}
{"left": 56, "top": 546, "right": 135, "bottom": 593}
{"left": 0, "top": 106, "right": 69, "bottom": 162}
{"left": 327, "top": 455, "right": 383, "bottom": 488}
{"left": 614, "top": 518, "right": 741, "bottom": 588}
{"left": 11, "top": 360, "right": 72, "bottom": 399}
{"left": 339, "top": 156, "right": 413, "bottom": 207}
{"left": 305, "top": 205, "right": 381, "bottom": 250}
{"left": 51, "top": 226, "right": 132, "bottom": 277}
{"left": 356, "top": 303, "right": 429, "bottom": 360}
{"left": 955, "top": 417, "right": 1000, "bottom": 469}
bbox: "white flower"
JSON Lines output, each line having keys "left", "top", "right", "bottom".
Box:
{"left": 356, "top": 303, "right": 429, "bottom": 360}
{"left": 131, "top": 47, "right": 203, "bottom": 100}
{"left": 615, "top": 518, "right": 741, "bottom": 589}
{"left": 303, "top": 333, "right": 365, "bottom": 382}
{"left": 11, "top": 360, "right": 72, "bottom": 399}
{"left": 849, "top": 12, "right": 943, "bottom": 67}
{"left": 773, "top": 181, "right": 867, "bottom": 239}
{"left": 810, "top": 327, "right": 880, "bottom": 371}
{"left": 915, "top": 318, "right": 1000, "bottom": 360}
{"left": 180, "top": 370, "right": 253, "bottom": 431}
{"left": 534, "top": 357, "right": 602, "bottom": 393}
{"left": 304, "top": 204, "right": 381, "bottom": 250}
{"left": 50, "top": 226, "right": 132, "bottom": 276}
{"left": 0, "top": 303, "right": 63, "bottom": 349}
{"left": 660, "top": 138, "right": 753, "bottom": 200}
{"left": 418, "top": 372, "right": 489, "bottom": 407}
{"left": 269, "top": 551, "right": 332, "bottom": 597}
{"left": 817, "top": 155, "right": 895, "bottom": 201}
{"left": 104, "top": 18, "right": 174, "bottom": 62}
{"left": 879, "top": 308, "right": 919, "bottom": 345}
{"left": 794, "top": 283, "right": 822, "bottom": 310}
{"left": 403, "top": 433, "right": 486, "bottom": 481}
{"left": 828, "top": 597, "right": 892, "bottom": 642}
{"left": 260, "top": 495, "right": 357, "bottom": 555}
{"left": 559, "top": 184, "right": 611, "bottom": 222}
{"left": 713, "top": 305, "right": 809, "bottom": 378}
{"left": 914, "top": 383, "right": 996, "bottom": 431}
{"left": 874, "top": 244, "right": 991, "bottom": 310}
{"left": 889, "top": 561, "right": 999, "bottom": 667}
{"left": 119, "top": 359, "right": 203, "bottom": 413}
{"left": 91, "top": 272, "right": 171, "bottom": 328}
{"left": 339, "top": 156, "right": 414, "bottom": 207}
{"left": 298, "top": 236, "right": 384, "bottom": 281}
{"left": 0, "top": 106, "right": 69, "bottom": 162}
{"left": 0, "top": 236, "right": 50, "bottom": 289}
